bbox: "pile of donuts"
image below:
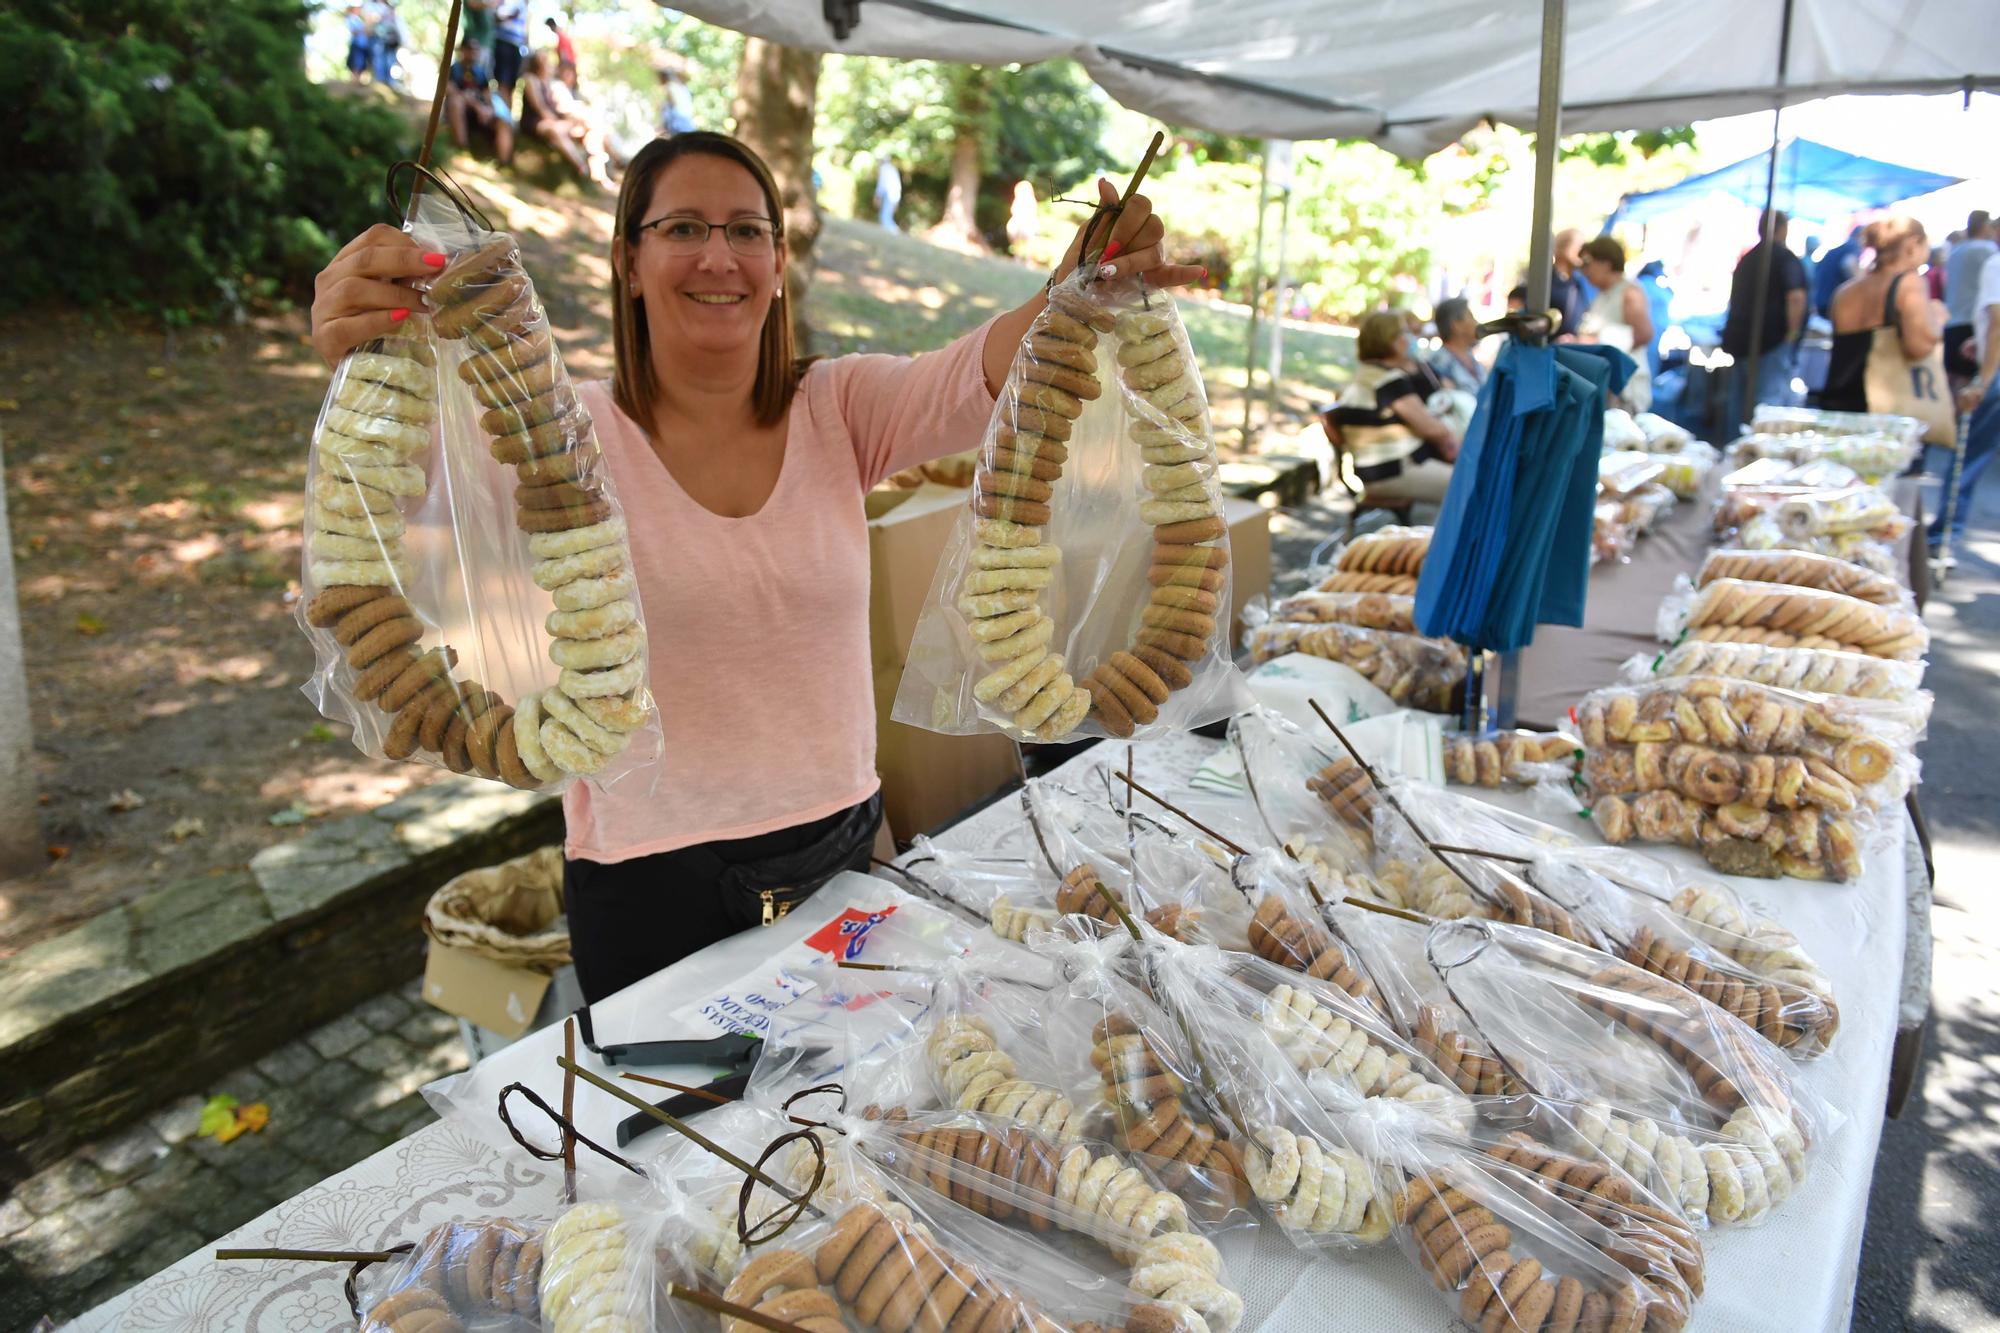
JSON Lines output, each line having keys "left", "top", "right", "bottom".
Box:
{"left": 301, "top": 238, "right": 652, "bottom": 787}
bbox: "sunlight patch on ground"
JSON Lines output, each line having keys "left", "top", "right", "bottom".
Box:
{"left": 169, "top": 535, "right": 222, "bottom": 564}
{"left": 240, "top": 499, "right": 299, "bottom": 530}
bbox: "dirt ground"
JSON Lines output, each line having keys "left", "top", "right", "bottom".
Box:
{"left": 0, "top": 160, "right": 617, "bottom": 956}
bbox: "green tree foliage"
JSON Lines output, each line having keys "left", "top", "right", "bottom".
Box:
{"left": 1560, "top": 127, "right": 1697, "bottom": 167}
{"left": 1, "top": 0, "right": 411, "bottom": 316}
{"left": 817, "top": 56, "right": 1108, "bottom": 238}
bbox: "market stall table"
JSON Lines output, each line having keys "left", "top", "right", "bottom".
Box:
{"left": 69, "top": 732, "right": 1909, "bottom": 1333}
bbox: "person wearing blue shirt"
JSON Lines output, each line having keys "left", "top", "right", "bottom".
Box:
{"left": 493, "top": 1, "right": 530, "bottom": 110}
{"left": 1548, "top": 228, "right": 1595, "bottom": 336}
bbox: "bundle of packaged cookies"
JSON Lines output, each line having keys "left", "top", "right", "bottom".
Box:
{"left": 1658, "top": 576, "right": 1927, "bottom": 661}
{"left": 1696, "top": 547, "right": 1908, "bottom": 606}
{"left": 1241, "top": 621, "right": 1467, "bottom": 712}
{"left": 298, "top": 217, "right": 661, "bottom": 792}
{"left": 1267, "top": 590, "right": 1417, "bottom": 633}
{"left": 1632, "top": 640, "right": 1927, "bottom": 703}
{"left": 1441, "top": 730, "right": 1579, "bottom": 789}
{"left": 894, "top": 269, "right": 1236, "bottom": 744}
{"left": 1314, "top": 525, "right": 1430, "bottom": 594}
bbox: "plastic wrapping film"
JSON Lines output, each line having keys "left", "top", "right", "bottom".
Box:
{"left": 1592, "top": 498, "right": 1635, "bottom": 567}
{"left": 1318, "top": 899, "right": 1519, "bottom": 1097}
{"left": 1264, "top": 590, "right": 1417, "bottom": 634}
{"left": 1630, "top": 411, "right": 1692, "bottom": 453}
{"left": 1749, "top": 403, "right": 1927, "bottom": 447}
{"left": 1408, "top": 918, "right": 1841, "bottom": 1230}
{"left": 1230, "top": 709, "right": 1479, "bottom": 921}
{"left": 1728, "top": 430, "right": 1919, "bottom": 482}
{"left": 1330, "top": 525, "right": 1431, "bottom": 580}
{"left": 1033, "top": 933, "right": 1260, "bottom": 1232}
{"left": 1771, "top": 484, "right": 1902, "bottom": 540}
{"left": 1377, "top": 1122, "right": 1704, "bottom": 1332}
{"left": 297, "top": 196, "right": 662, "bottom": 792}
{"left": 1654, "top": 440, "right": 1720, "bottom": 501}
{"left": 1241, "top": 622, "right": 1467, "bottom": 712}
{"left": 1657, "top": 575, "right": 1928, "bottom": 662}
{"left": 1613, "top": 482, "right": 1677, "bottom": 538}
{"left": 894, "top": 270, "right": 1242, "bottom": 744}
{"left": 1383, "top": 782, "right": 1843, "bottom": 1059}
{"left": 1625, "top": 640, "right": 1929, "bottom": 704}
{"left": 1695, "top": 546, "right": 1911, "bottom": 608}
{"left": 1733, "top": 515, "right": 1904, "bottom": 581}
{"left": 1141, "top": 938, "right": 1404, "bottom": 1252}
{"left": 1440, "top": 729, "right": 1581, "bottom": 789}
{"left": 1597, "top": 451, "right": 1666, "bottom": 498}
{"left": 354, "top": 1214, "right": 549, "bottom": 1331}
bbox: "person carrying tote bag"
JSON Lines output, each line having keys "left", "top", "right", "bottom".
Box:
{"left": 1823, "top": 216, "right": 1955, "bottom": 447}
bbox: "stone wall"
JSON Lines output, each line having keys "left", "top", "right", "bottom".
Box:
{"left": 0, "top": 778, "right": 561, "bottom": 1183}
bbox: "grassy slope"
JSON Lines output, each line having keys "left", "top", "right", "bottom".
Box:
{"left": 808, "top": 216, "right": 1356, "bottom": 438}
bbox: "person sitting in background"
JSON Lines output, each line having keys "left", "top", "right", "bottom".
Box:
{"left": 1576, "top": 235, "right": 1654, "bottom": 411}
{"left": 1333, "top": 311, "right": 1461, "bottom": 507}
{"left": 549, "top": 60, "right": 622, "bottom": 185}
{"left": 519, "top": 50, "right": 601, "bottom": 186}
{"left": 658, "top": 57, "right": 696, "bottom": 136}
{"left": 1819, "top": 215, "right": 1939, "bottom": 414}
{"left": 1427, "top": 296, "right": 1487, "bottom": 394}
{"left": 445, "top": 38, "right": 514, "bottom": 165}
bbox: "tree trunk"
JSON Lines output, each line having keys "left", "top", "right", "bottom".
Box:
{"left": 0, "top": 436, "right": 40, "bottom": 875}
{"left": 932, "top": 69, "right": 990, "bottom": 253}
{"left": 731, "top": 37, "right": 822, "bottom": 355}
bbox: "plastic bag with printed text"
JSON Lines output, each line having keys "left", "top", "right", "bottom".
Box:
{"left": 894, "top": 269, "right": 1243, "bottom": 743}
{"left": 298, "top": 183, "right": 663, "bottom": 793}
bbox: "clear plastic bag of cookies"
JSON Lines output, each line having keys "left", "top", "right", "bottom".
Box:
{"left": 1142, "top": 935, "right": 1405, "bottom": 1251}
{"left": 1236, "top": 849, "right": 1398, "bottom": 1012}
{"left": 1750, "top": 403, "right": 1926, "bottom": 447}
{"left": 1377, "top": 783, "right": 1843, "bottom": 1058}
{"left": 1576, "top": 676, "right": 1924, "bottom": 779}
{"left": 1232, "top": 707, "right": 1377, "bottom": 869}
{"left": 1696, "top": 545, "right": 1911, "bottom": 607}
{"left": 1331, "top": 524, "right": 1431, "bottom": 581}
{"left": 1241, "top": 621, "right": 1468, "bottom": 711}
{"left": 1774, "top": 483, "right": 1901, "bottom": 539}
{"left": 718, "top": 1174, "right": 1233, "bottom": 1333}
{"left": 1627, "top": 640, "right": 1929, "bottom": 705}
{"left": 1412, "top": 919, "right": 1840, "bottom": 1228}
{"left": 894, "top": 269, "right": 1241, "bottom": 744}
{"left": 1657, "top": 575, "right": 1928, "bottom": 661}
{"left": 299, "top": 189, "right": 662, "bottom": 793}
{"left": 1207, "top": 929, "right": 1470, "bottom": 1122}
{"left": 1441, "top": 728, "right": 1580, "bottom": 788}
{"left": 1017, "top": 775, "right": 1254, "bottom": 950}
{"left": 353, "top": 1214, "right": 549, "bottom": 1332}
{"left": 1266, "top": 589, "right": 1418, "bottom": 633}
{"left": 1655, "top": 440, "right": 1721, "bottom": 501}
{"left": 1033, "top": 932, "right": 1259, "bottom": 1229}
{"left": 1375, "top": 1121, "right": 1705, "bottom": 1328}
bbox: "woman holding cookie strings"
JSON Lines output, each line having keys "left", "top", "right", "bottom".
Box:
{"left": 310, "top": 132, "right": 1203, "bottom": 1002}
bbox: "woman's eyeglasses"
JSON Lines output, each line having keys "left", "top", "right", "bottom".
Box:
{"left": 636, "top": 214, "right": 780, "bottom": 255}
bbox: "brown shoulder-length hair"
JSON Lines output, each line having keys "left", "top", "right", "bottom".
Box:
{"left": 1356, "top": 310, "right": 1406, "bottom": 363}
{"left": 611, "top": 132, "right": 804, "bottom": 429}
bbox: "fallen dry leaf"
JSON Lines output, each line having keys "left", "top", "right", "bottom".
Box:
{"left": 166, "top": 816, "right": 206, "bottom": 841}
{"left": 73, "top": 612, "right": 106, "bottom": 636}
{"left": 45, "top": 844, "right": 68, "bottom": 862}
{"left": 107, "top": 789, "right": 145, "bottom": 813}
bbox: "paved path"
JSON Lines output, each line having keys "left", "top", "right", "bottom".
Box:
{"left": 0, "top": 979, "right": 466, "bottom": 1328}
{"left": 1856, "top": 474, "right": 2000, "bottom": 1331}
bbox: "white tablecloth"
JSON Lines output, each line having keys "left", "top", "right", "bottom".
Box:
{"left": 71, "top": 736, "right": 1904, "bottom": 1332}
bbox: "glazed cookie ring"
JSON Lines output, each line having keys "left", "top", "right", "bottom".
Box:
{"left": 541, "top": 716, "right": 609, "bottom": 775}
{"left": 512, "top": 692, "right": 561, "bottom": 782}
{"left": 546, "top": 598, "right": 638, "bottom": 641}
{"left": 550, "top": 627, "right": 642, "bottom": 670}
{"left": 528, "top": 517, "right": 628, "bottom": 560}
{"left": 533, "top": 546, "right": 625, "bottom": 590}
{"left": 540, "top": 686, "right": 630, "bottom": 757}
{"left": 560, "top": 658, "right": 646, "bottom": 699}
{"left": 575, "top": 692, "right": 648, "bottom": 734}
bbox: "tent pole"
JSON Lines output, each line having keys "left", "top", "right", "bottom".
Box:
{"left": 1242, "top": 143, "right": 1272, "bottom": 447}
{"left": 1737, "top": 0, "right": 1795, "bottom": 432}
{"left": 1493, "top": 0, "right": 1565, "bottom": 733}
{"left": 1264, "top": 156, "right": 1294, "bottom": 434}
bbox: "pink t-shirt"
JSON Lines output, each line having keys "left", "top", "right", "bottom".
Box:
{"left": 563, "top": 321, "right": 999, "bottom": 862}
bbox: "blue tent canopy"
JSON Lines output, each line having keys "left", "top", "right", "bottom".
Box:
{"left": 1607, "top": 138, "right": 1961, "bottom": 229}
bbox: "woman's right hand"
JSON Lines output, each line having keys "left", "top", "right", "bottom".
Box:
{"left": 310, "top": 224, "right": 447, "bottom": 368}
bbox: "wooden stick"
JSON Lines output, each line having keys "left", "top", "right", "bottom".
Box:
{"left": 1118, "top": 771, "right": 1249, "bottom": 857}
{"left": 561, "top": 1017, "right": 577, "bottom": 1204}
{"left": 836, "top": 960, "right": 897, "bottom": 972}
{"left": 215, "top": 1248, "right": 395, "bottom": 1263}
{"left": 1339, "top": 894, "right": 1432, "bottom": 926}
{"left": 1307, "top": 698, "right": 1491, "bottom": 903}
{"left": 406, "top": 0, "right": 463, "bottom": 214}
{"left": 556, "top": 1057, "right": 817, "bottom": 1214}
{"left": 1088, "top": 879, "right": 1145, "bottom": 941}
{"left": 667, "top": 1283, "right": 813, "bottom": 1333}
{"left": 1431, "top": 844, "right": 1535, "bottom": 865}
{"left": 619, "top": 1072, "right": 736, "bottom": 1105}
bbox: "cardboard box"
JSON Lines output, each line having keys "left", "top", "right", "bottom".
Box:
{"left": 873, "top": 666, "right": 1020, "bottom": 843}
{"left": 1223, "top": 495, "right": 1273, "bottom": 650}
{"left": 867, "top": 483, "right": 968, "bottom": 677}
{"left": 422, "top": 941, "right": 580, "bottom": 1043}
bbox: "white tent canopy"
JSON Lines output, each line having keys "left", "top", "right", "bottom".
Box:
{"left": 674, "top": 0, "right": 2000, "bottom": 151}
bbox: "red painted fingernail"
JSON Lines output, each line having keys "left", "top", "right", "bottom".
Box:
{"left": 423, "top": 251, "right": 447, "bottom": 268}
{"left": 1102, "top": 241, "right": 1122, "bottom": 261}
{"left": 390, "top": 308, "right": 409, "bottom": 323}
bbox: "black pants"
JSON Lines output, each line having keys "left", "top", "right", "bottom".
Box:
{"left": 1945, "top": 324, "right": 1978, "bottom": 377}
{"left": 562, "top": 794, "right": 881, "bottom": 1003}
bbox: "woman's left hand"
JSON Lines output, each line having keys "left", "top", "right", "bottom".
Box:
{"left": 1054, "top": 177, "right": 1206, "bottom": 291}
